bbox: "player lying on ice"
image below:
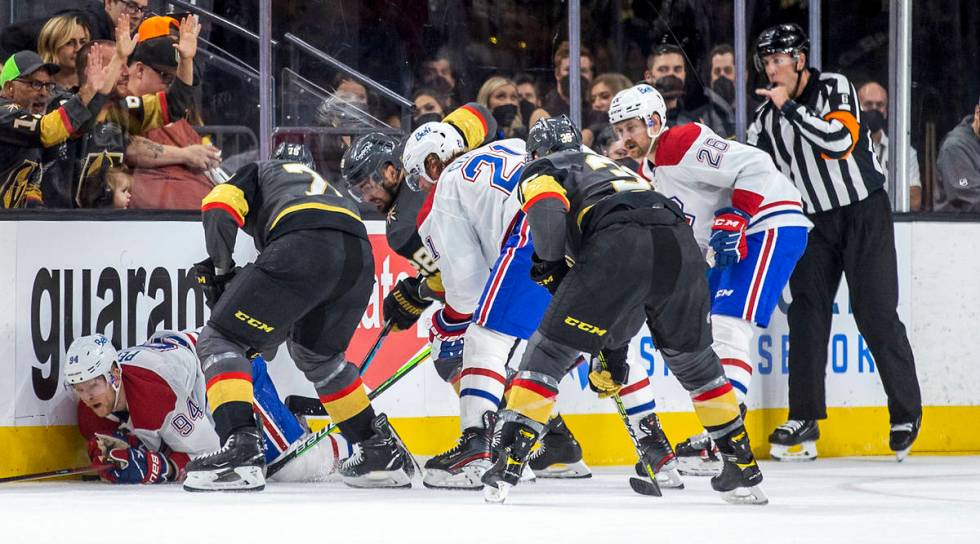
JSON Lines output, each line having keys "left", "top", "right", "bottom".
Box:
{"left": 66, "top": 332, "right": 348, "bottom": 486}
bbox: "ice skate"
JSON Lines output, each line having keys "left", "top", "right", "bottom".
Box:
{"left": 423, "top": 412, "right": 494, "bottom": 490}
{"left": 768, "top": 419, "right": 819, "bottom": 461}
{"left": 482, "top": 419, "right": 539, "bottom": 504}
{"left": 672, "top": 431, "right": 723, "bottom": 477}
{"left": 184, "top": 428, "right": 266, "bottom": 492}
{"left": 339, "top": 414, "right": 413, "bottom": 488}
{"left": 712, "top": 429, "right": 768, "bottom": 505}
{"left": 632, "top": 413, "right": 684, "bottom": 488}
{"left": 529, "top": 415, "right": 591, "bottom": 479}
{"left": 890, "top": 417, "right": 921, "bottom": 462}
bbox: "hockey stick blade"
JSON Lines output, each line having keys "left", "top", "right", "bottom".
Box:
{"left": 0, "top": 464, "right": 113, "bottom": 485}
{"left": 629, "top": 476, "right": 663, "bottom": 496}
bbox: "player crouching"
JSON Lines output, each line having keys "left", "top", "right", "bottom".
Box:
{"left": 66, "top": 332, "right": 347, "bottom": 487}
{"left": 481, "top": 118, "right": 767, "bottom": 505}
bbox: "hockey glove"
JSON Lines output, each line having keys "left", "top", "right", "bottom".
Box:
{"left": 588, "top": 345, "right": 630, "bottom": 399}
{"left": 709, "top": 207, "right": 752, "bottom": 268}
{"left": 428, "top": 307, "right": 470, "bottom": 365}
{"left": 383, "top": 276, "right": 434, "bottom": 331}
{"left": 530, "top": 254, "right": 569, "bottom": 295}
{"left": 104, "top": 446, "right": 173, "bottom": 484}
{"left": 192, "top": 257, "right": 237, "bottom": 309}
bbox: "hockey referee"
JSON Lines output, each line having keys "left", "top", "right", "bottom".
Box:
{"left": 747, "top": 24, "right": 922, "bottom": 461}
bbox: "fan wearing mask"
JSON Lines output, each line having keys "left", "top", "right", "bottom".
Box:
{"left": 477, "top": 76, "right": 546, "bottom": 141}
{"left": 695, "top": 44, "right": 737, "bottom": 139}
{"left": 857, "top": 81, "right": 921, "bottom": 210}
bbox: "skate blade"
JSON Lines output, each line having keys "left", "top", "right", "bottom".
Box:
{"left": 769, "top": 443, "right": 817, "bottom": 462}
{"left": 895, "top": 447, "right": 911, "bottom": 462}
{"left": 530, "top": 460, "right": 592, "bottom": 479}
{"left": 342, "top": 469, "right": 412, "bottom": 489}
{"left": 720, "top": 484, "right": 769, "bottom": 505}
{"left": 676, "top": 457, "right": 722, "bottom": 477}
{"left": 422, "top": 463, "right": 489, "bottom": 490}
{"left": 183, "top": 466, "right": 265, "bottom": 492}
{"left": 484, "top": 481, "right": 512, "bottom": 504}
{"left": 656, "top": 467, "right": 685, "bottom": 489}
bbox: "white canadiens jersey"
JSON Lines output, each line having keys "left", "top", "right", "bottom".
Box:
{"left": 418, "top": 138, "right": 527, "bottom": 314}
{"left": 112, "top": 342, "right": 219, "bottom": 458}
{"left": 639, "top": 123, "right": 812, "bottom": 252}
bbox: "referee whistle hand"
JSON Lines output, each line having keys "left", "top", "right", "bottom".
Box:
{"left": 755, "top": 86, "right": 790, "bottom": 110}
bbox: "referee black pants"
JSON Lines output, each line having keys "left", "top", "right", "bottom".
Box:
{"left": 787, "top": 189, "right": 921, "bottom": 424}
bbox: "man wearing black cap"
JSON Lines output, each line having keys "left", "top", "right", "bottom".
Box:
{"left": 0, "top": 47, "right": 118, "bottom": 207}
{"left": 125, "top": 37, "right": 178, "bottom": 97}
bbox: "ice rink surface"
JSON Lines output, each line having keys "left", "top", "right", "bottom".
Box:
{"left": 2, "top": 456, "right": 978, "bottom": 544}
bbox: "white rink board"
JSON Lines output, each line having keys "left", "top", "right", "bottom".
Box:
{"left": 1, "top": 219, "right": 978, "bottom": 428}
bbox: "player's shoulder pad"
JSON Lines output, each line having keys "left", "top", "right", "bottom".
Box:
{"left": 122, "top": 365, "right": 178, "bottom": 432}
{"left": 654, "top": 123, "right": 703, "bottom": 167}
{"left": 444, "top": 102, "right": 498, "bottom": 150}
{"left": 520, "top": 155, "right": 561, "bottom": 183}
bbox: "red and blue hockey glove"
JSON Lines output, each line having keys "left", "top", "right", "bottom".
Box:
{"left": 104, "top": 446, "right": 173, "bottom": 484}
{"left": 709, "top": 207, "right": 752, "bottom": 268}
{"left": 428, "top": 307, "right": 470, "bottom": 364}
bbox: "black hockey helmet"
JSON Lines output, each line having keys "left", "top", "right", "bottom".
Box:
{"left": 272, "top": 142, "right": 316, "bottom": 171}
{"left": 754, "top": 23, "right": 810, "bottom": 72}
{"left": 340, "top": 132, "right": 402, "bottom": 202}
{"left": 526, "top": 115, "right": 582, "bottom": 161}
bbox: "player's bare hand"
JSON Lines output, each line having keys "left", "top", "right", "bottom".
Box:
{"left": 114, "top": 15, "right": 136, "bottom": 59}
{"left": 175, "top": 15, "right": 201, "bottom": 60}
{"left": 182, "top": 144, "right": 222, "bottom": 171}
{"left": 755, "top": 85, "right": 791, "bottom": 110}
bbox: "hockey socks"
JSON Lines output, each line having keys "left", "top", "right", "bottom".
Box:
{"left": 711, "top": 315, "right": 755, "bottom": 405}
{"left": 317, "top": 375, "right": 375, "bottom": 442}
{"left": 504, "top": 371, "right": 560, "bottom": 425}
{"left": 690, "top": 377, "right": 743, "bottom": 439}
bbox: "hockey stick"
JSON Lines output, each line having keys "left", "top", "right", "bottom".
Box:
{"left": 359, "top": 320, "right": 394, "bottom": 377}
{"left": 266, "top": 346, "right": 431, "bottom": 478}
{"left": 596, "top": 353, "right": 662, "bottom": 497}
{"left": 0, "top": 464, "right": 113, "bottom": 485}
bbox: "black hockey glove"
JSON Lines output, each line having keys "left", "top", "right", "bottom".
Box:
{"left": 588, "top": 345, "right": 630, "bottom": 398}
{"left": 383, "top": 276, "right": 434, "bottom": 331}
{"left": 192, "top": 258, "right": 237, "bottom": 309}
{"left": 530, "top": 254, "right": 569, "bottom": 295}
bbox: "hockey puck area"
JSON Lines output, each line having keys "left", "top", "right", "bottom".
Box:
{"left": 1, "top": 458, "right": 977, "bottom": 544}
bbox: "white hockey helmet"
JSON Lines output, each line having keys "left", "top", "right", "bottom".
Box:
{"left": 64, "top": 334, "right": 119, "bottom": 389}
{"left": 608, "top": 84, "right": 668, "bottom": 141}
{"left": 148, "top": 329, "right": 199, "bottom": 355}
{"left": 401, "top": 121, "right": 466, "bottom": 191}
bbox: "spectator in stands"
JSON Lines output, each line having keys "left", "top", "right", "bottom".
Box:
{"left": 542, "top": 41, "right": 594, "bottom": 118}
{"left": 514, "top": 73, "right": 544, "bottom": 127}
{"left": 122, "top": 36, "right": 221, "bottom": 209}
{"left": 36, "top": 14, "right": 91, "bottom": 93}
{"left": 0, "top": 0, "right": 144, "bottom": 58}
{"left": 419, "top": 50, "right": 458, "bottom": 110}
{"left": 515, "top": 73, "right": 540, "bottom": 107}
{"left": 0, "top": 46, "right": 118, "bottom": 208}
{"left": 478, "top": 76, "right": 538, "bottom": 140}
{"left": 135, "top": 15, "right": 180, "bottom": 43}
{"left": 858, "top": 81, "right": 922, "bottom": 210}
{"left": 644, "top": 44, "right": 697, "bottom": 126}
{"left": 411, "top": 87, "right": 445, "bottom": 128}
{"left": 78, "top": 164, "right": 132, "bottom": 209}
{"left": 695, "top": 44, "right": 736, "bottom": 138}
{"left": 587, "top": 73, "right": 631, "bottom": 128}
{"left": 934, "top": 96, "right": 980, "bottom": 212}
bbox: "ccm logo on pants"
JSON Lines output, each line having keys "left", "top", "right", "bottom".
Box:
{"left": 235, "top": 310, "right": 275, "bottom": 333}
{"left": 563, "top": 316, "right": 607, "bottom": 336}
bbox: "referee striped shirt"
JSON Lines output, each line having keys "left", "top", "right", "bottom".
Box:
{"left": 747, "top": 69, "right": 885, "bottom": 213}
